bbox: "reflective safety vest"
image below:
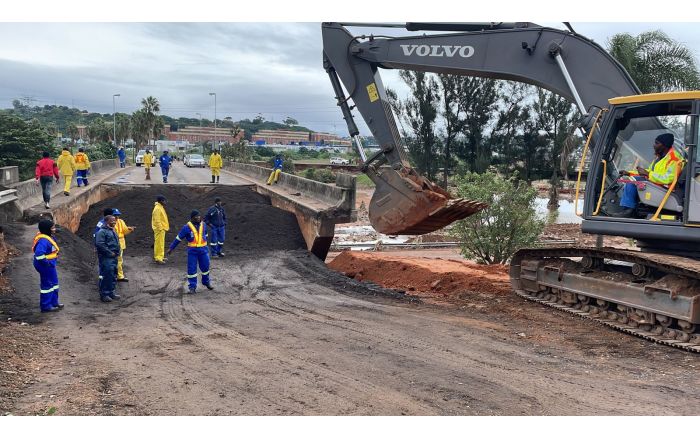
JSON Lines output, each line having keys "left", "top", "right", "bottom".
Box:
{"left": 186, "top": 222, "right": 207, "bottom": 247}
{"left": 74, "top": 152, "right": 90, "bottom": 170}
{"left": 32, "top": 233, "right": 60, "bottom": 260}
{"left": 632, "top": 148, "right": 684, "bottom": 186}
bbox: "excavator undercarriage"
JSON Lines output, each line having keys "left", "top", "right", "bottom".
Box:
{"left": 511, "top": 247, "right": 700, "bottom": 352}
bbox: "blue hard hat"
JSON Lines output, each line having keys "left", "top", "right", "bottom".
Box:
{"left": 112, "top": 208, "right": 122, "bottom": 216}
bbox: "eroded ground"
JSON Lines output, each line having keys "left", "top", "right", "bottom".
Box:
{"left": 1, "top": 185, "right": 699, "bottom": 416}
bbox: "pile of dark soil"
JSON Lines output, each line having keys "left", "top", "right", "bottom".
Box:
{"left": 76, "top": 186, "right": 307, "bottom": 258}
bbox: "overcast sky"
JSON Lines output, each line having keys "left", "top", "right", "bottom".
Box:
{"left": 1, "top": 21, "right": 700, "bottom": 136}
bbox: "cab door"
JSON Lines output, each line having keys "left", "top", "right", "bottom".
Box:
{"left": 683, "top": 103, "right": 700, "bottom": 224}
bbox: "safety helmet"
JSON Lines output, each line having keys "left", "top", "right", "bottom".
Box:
{"left": 112, "top": 208, "right": 122, "bottom": 216}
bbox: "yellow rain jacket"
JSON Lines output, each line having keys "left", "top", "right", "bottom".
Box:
{"left": 143, "top": 152, "right": 153, "bottom": 167}
{"left": 152, "top": 202, "right": 169, "bottom": 232}
{"left": 115, "top": 218, "right": 134, "bottom": 250}
{"left": 209, "top": 153, "right": 223, "bottom": 169}
{"left": 56, "top": 150, "right": 76, "bottom": 176}
{"left": 74, "top": 151, "right": 91, "bottom": 171}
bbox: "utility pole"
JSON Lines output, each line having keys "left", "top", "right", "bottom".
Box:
{"left": 112, "top": 93, "right": 120, "bottom": 149}
{"left": 209, "top": 92, "right": 217, "bottom": 152}
{"left": 195, "top": 112, "right": 202, "bottom": 153}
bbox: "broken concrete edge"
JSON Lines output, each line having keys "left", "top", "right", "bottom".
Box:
{"left": 9, "top": 159, "right": 121, "bottom": 214}
{"left": 223, "top": 161, "right": 357, "bottom": 261}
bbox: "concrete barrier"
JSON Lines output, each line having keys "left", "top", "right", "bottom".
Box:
{"left": 224, "top": 161, "right": 356, "bottom": 259}
{"left": 0, "top": 166, "right": 20, "bottom": 186}
{"left": 10, "top": 159, "right": 119, "bottom": 213}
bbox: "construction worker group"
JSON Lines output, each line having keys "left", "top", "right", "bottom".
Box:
{"left": 33, "top": 194, "right": 228, "bottom": 311}
{"left": 36, "top": 147, "right": 91, "bottom": 209}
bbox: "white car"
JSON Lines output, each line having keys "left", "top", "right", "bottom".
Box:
{"left": 184, "top": 154, "right": 206, "bottom": 168}
{"left": 135, "top": 150, "right": 153, "bottom": 167}
{"left": 330, "top": 156, "right": 350, "bottom": 165}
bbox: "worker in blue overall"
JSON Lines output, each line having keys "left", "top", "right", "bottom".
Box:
{"left": 93, "top": 208, "right": 114, "bottom": 287}
{"left": 95, "top": 215, "right": 121, "bottom": 303}
{"left": 33, "top": 219, "right": 64, "bottom": 313}
{"left": 159, "top": 150, "right": 173, "bottom": 183}
{"left": 204, "top": 197, "right": 227, "bottom": 257}
{"left": 167, "top": 210, "right": 214, "bottom": 294}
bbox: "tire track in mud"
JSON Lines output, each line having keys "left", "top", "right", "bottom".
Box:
{"left": 158, "top": 254, "right": 435, "bottom": 415}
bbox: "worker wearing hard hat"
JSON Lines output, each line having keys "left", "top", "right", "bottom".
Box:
{"left": 209, "top": 150, "right": 223, "bottom": 184}
{"left": 167, "top": 210, "right": 214, "bottom": 294}
{"left": 56, "top": 147, "right": 76, "bottom": 196}
{"left": 112, "top": 208, "right": 135, "bottom": 282}
{"left": 152, "top": 195, "right": 170, "bottom": 264}
{"left": 74, "top": 148, "right": 91, "bottom": 186}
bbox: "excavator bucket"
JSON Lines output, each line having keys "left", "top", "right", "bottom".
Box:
{"left": 367, "top": 167, "right": 488, "bottom": 235}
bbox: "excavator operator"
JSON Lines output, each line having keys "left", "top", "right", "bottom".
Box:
{"left": 617, "top": 133, "right": 684, "bottom": 216}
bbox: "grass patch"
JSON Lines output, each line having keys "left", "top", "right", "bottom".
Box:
{"left": 356, "top": 173, "right": 375, "bottom": 188}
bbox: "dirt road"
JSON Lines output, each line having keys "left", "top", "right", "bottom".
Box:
{"left": 1, "top": 181, "right": 699, "bottom": 415}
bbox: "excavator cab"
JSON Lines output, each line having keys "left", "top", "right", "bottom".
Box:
{"left": 589, "top": 94, "right": 697, "bottom": 224}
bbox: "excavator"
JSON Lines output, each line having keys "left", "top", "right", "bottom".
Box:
{"left": 322, "top": 22, "right": 700, "bottom": 352}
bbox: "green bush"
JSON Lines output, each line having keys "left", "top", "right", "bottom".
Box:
{"left": 449, "top": 172, "right": 545, "bottom": 264}
{"left": 355, "top": 173, "right": 375, "bottom": 188}
{"left": 299, "top": 167, "right": 336, "bottom": 184}
{"left": 0, "top": 114, "right": 56, "bottom": 180}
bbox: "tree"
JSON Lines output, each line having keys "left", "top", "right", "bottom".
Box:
{"left": 0, "top": 113, "right": 56, "bottom": 179}
{"left": 531, "top": 89, "right": 578, "bottom": 205}
{"left": 488, "top": 82, "right": 534, "bottom": 179}
{"left": 141, "top": 96, "right": 161, "bottom": 147}
{"left": 607, "top": 30, "right": 700, "bottom": 93}
{"left": 115, "top": 113, "right": 131, "bottom": 147}
{"left": 436, "top": 74, "right": 465, "bottom": 188}
{"left": 87, "top": 118, "right": 111, "bottom": 143}
{"left": 221, "top": 124, "right": 251, "bottom": 162}
{"left": 66, "top": 123, "right": 79, "bottom": 150}
{"left": 130, "top": 109, "right": 149, "bottom": 151}
{"left": 449, "top": 172, "right": 545, "bottom": 264}
{"left": 283, "top": 117, "right": 298, "bottom": 127}
{"left": 397, "top": 70, "right": 442, "bottom": 180}
{"left": 455, "top": 77, "right": 500, "bottom": 173}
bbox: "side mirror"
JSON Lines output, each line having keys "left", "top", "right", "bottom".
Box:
{"left": 685, "top": 114, "right": 698, "bottom": 146}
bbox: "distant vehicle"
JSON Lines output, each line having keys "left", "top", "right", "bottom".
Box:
{"left": 184, "top": 154, "right": 206, "bottom": 168}
{"left": 330, "top": 156, "right": 350, "bottom": 165}
{"left": 135, "top": 150, "right": 153, "bottom": 167}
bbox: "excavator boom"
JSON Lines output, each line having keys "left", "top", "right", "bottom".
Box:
{"left": 322, "top": 22, "right": 639, "bottom": 235}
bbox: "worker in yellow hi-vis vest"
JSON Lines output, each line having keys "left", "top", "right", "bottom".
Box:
{"left": 56, "top": 147, "right": 76, "bottom": 196}
{"left": 74, "top": 148, "right": 91, "bottom": 186}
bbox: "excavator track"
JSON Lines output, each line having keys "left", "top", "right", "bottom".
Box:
{"left": 510, "top": 247, "right": 700, "bottom": 353}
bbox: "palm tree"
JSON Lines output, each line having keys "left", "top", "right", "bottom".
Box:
{"left": 130, "top": 109, "right": 149, "bottom": 150}
{"left": 115, "top": 113, "right": 131, "bottom": 149}
{"left": 141, "top": 96, "right": 161, "bottom": 147}
{"left": 607, "top": 30, "right": 700, "bottom": 93}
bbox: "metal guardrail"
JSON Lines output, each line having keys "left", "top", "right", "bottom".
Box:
{"left": 0, "top": 189, "right": 18, "bottom": 206}
{"left": 330, "top": 239, "right": 577, "bottom": 251}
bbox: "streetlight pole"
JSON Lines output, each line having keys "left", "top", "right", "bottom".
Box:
{"left": 195, "top": 112, "right": 202, "bottom": 153}
{"left": 209, "top": 92, "right": 217, "bottom": 152}
{"left": 112, "top": 94, "right": 120, "bottom": 149}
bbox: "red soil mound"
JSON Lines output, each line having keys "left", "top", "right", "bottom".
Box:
{"left": 327, "top": 251, "right": 510, "bottom": 300}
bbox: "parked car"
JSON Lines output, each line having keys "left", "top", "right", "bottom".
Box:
{"left": 184, "top": 154, "right": 206, "bottom": 168}
{"left": 329, "top": 156, "right": 350, "bottom": 165}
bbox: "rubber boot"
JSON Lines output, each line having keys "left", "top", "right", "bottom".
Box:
{"left": 211, "top": 175, "right": 215, "bottom": 183}
{"left": 216, "top": 176, "right": 220, "bottom": 183}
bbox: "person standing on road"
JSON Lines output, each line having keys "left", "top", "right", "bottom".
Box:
{"left": 266, "top": 154, "right": 283, "bottom": 185}
{"left": 95, "top": 215, "right": 121, "bottom": 303}
{"left": 35, "top": 151, "right": 60, "bottom": 209}
{"left": 159, "top": 150, "right": 173, "bottom": 183}
{"left": 143, "top": 149, "right": 153, "bottom": 180}
{"left": 74, "top": 148, "right": 91, "bottom": 187}
{"left": 56, "top": 147, "right": 76, "bottom": 196}
{"left": 152, "top": 195, "right": 169, "bottom": 264}
{"left": 204, "top": 197, "right": 227, "bottom": 257}
{"left": 167, "top": 210, "right": 214, "bottom": 294}
{"left": 32, "top": 219, "right": 64, "bottom": 313}
{"left": 113, "top": 208, "right": 135, "bottom": 282}
{"left": 209, "top": 150, "right": 223, "bottom": 184}
{"left": 93, "top": 208, "right": 114, "bottom": 288}
{"left": 117, "top": 146, "right": 127, "bottom": 168}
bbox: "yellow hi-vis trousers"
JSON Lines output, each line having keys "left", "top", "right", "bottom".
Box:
{"left": 153, "top": 230, "right": 166, "bottom": 261}
{"left": 267, "top": 169, "right": 281, "bottom": 185}
{"left": 63, "top": 175, "right": 72, "bottom": 193}
{"left": 211, "top": 168, "right": 221, "bottom": 176}
{"left": 117, "top": 249, "right": 125, "bottom": 279}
